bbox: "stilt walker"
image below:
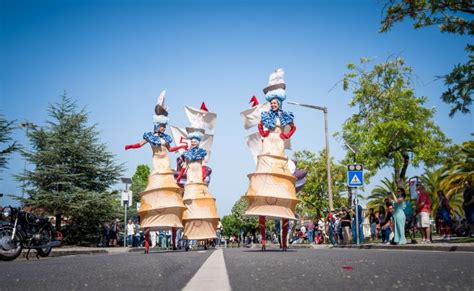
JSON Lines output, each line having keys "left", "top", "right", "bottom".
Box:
{"left": 240, "top": 69, "right": 298, "bottom": 251}
{"left": 124, "top": 90, "right": 188, "bottom": 250}
{"left": 169, "top": 103, "right": 219, "bottom": 249}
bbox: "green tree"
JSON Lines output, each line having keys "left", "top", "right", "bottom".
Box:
{"left": 293, "top": 149, "right": 347, "bottom": 216}
{"left": 130, "top": 164, "right": 150, "bottom": 208}
{"left": 0, "top": 114, "right": 20, "bottom": 173}
{"left": 338, "top": 57, "right": 450, "bottom": 186}
{"left": 380, "top": 0, "right": 473, "bottom": 116}
{"left": 221, "top": 197, "right": 258, "bottom": 237}
{"left": 18, "top": 94, "right": 123, "bottom": 244}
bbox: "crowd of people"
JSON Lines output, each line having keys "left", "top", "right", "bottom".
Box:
{"left": 98, "top": 180, "right": 473, "bottom": 249}
{"left": 257, "top": 180, "right": 474, "bottom": 247}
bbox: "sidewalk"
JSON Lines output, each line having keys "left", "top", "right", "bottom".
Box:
{"left": 331, "top": 237, "right": 474, "bottom": 252}
{"left": 25, "top": 246, "right": 130, "bottom": 258}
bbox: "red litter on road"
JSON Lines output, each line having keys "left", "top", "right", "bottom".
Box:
{"left": 342, "top": 266, "right": 353, "bottom": 270}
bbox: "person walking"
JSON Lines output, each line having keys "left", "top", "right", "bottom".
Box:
{"left": 416, "top": 184, "right": 432, "bottom": 243}
{"left": 392, "top": 188, "right": 407, "bottom": 245}
{"left": 463, "top": 180, "right": 474, "bottom": 237}
{"left": 437, "top": 190, "right": 453, "bottom": 240}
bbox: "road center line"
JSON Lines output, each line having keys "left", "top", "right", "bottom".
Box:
{"left": 182, "top": 248, "right": 231, "bottom": 291}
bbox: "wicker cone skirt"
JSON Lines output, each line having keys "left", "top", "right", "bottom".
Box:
{"left": 244, "top": 154, "right": 298, "bottom": 220}
{"left": 182, "top": 171, "right": 220, "bottom": 240}
{"left": 138, "top": 165, "right": 186, "bottom": 230}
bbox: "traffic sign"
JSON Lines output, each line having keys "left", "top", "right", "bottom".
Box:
{"left": 347, "top": 164, "right": 364, "bottom": 187}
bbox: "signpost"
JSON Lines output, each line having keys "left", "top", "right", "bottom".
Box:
{"left": 347, "top": 164, "right": 364, "bottom": 245}
{"left": 121, "top": 190, "right": 132, "bottom": 247}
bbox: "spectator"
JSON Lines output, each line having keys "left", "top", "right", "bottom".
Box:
{"left": 336, "top": 210, "right": 343, "bottom": 244}
{"left": 300, "top": 222, "right": 307, "bottom": 241}
{"left": 416, "top": 184, "right": 432, "bottom": 243}
{"left": 463, "top": 180, "right": 474, "bottom": 237}
{"left": 109, "top": 219, "right": 119, "bottom": 247}
{"left": 340, "top": 207, "right": 351, "bottom": 245}
{"left": 102, "top": 223, "right": 110, "bottom": 247}
{"left": 378, "top": 206, "right": 386, "bottom": 239}
{"left": 133, "top": 221, "right": 141, "bottom": 247}
{"left": 369, "top": 208, "right": 378, "bottom": 240}
{"left": 126, "top": 219, "right": 135, "bottom": 247}
{"left": 392, "top": 188, "right": 407, "bottom": 245}
{"left": 381, "top": 204, "right": 394, "bottom": 244}
{"left": 437, "top": 190, "right": 453, "bottom": 240}
{"left": 327, "top": 211, "right": 336, "bottom": 245}
{"left": 150, "top": 230, "right": 157, "bottom": 248}
{"left": 404, "top": 196, "right": 415, "bottom": 243}
{"left": 315, "top": 217, "right": 324, "bottom": 244}
{"left": 306, "top": 219, "right": 314, "bottom": 244}
{"left": 144, "top": 228, "right": 150, "bottom": 254}
{"left": 216, "top": 225, "right": 222, "bottom": 248}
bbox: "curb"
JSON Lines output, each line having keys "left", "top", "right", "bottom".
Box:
{"left": 50, "top": 249, "right": 109, "bottom": 257}
{"left": 331, "top": 244, "right": 474, "bottom": 252}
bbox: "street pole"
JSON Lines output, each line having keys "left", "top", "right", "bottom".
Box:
{"left": 120, "top": 177, "right": 132, "bottom": 248}
{"left": 287, "top": 101, "right": 334, "bottom": 211}
{"left": 124, "top": 201, "right": 128, "bottom": 247}
{"left": 323, "top": 109, "right": 334, "bottom": 211}
{"left": 355, "top": 188, "right": 360, "bottom": 245}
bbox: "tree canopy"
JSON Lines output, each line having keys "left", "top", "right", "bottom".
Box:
{"left": 0, "top": 114, "right": 20, "bottom": 174}
{"left": 380, "top": 0, "right": 473, "bottom": 117}
{"left": 221, "top": 197, "right": 258, "bottom": 237}
{"left": 339, "top": 57, "right": 450, "bottom": 186}
{"left": 18, "top": 94, "right": 123, "bottom": 244}
{"left": 293, "top": 149, "right": 347, "bottom": 215}
{"left": 130, "top": 164, "right": 150, "bottom": 208}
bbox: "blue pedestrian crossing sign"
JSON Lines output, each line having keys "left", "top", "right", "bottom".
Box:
{"left": 347, "top": 164, "right": 364, "bottom": 187}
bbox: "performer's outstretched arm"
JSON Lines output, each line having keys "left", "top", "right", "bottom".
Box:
{"left": 168, "top": 144, "right": 188, "bottom": 152}
{"left": 280, "top": 123, "right": 296, "bottom": 140}
{"left": 258, "top": 122, "right": 270, "bottom": 138}
{"left": 125, "top": 140, "right": 147, "bottom": 150}
{"left": 176, "top": 167, "right": 186, "bottom": 184}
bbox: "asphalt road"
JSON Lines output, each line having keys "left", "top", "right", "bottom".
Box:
{"left": 223, "top": 248, "right": 474, "bottom": 290}
{"left": 1, "top": 248, "right": 473, "bottom": 290}
{"left": 0, "top": 250, "right": 212, "bottom": 290}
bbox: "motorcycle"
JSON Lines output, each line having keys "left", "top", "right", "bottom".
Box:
{"left": 0, "top": 206, "right": 62, "bottom": 261}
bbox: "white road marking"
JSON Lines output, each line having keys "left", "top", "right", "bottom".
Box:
{"left": 183, "top": 248, "right": 231, "bottom": 291}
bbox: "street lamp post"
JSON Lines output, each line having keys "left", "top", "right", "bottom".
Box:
{"left": 19, "top": 122, "right": 37, "bottom": 199}
{"left": 121, "top": 177, "right": 132, "bottom": 247}
{"left": 287, "top": 101, "right": 334, "bottom": 210}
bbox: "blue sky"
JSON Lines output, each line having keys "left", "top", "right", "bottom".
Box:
{"left": 1, "top": 0, "right": 472, "bottom": 216}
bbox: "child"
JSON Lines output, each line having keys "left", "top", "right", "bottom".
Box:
{"left": 144, "top": 228, "right": 151, "bottom": 254}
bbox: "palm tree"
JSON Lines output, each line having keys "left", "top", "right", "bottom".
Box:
{"left": 439, "top": 139, "right": 474, "bottom": 218}
{"left": 366, "top": 175, "right": 409, "bottom": 211}
{"left": 420, "top": 168, "right": 446, "bottom": 218}
{"left": 366, "top": 177, "right": 395, "bottom": 211}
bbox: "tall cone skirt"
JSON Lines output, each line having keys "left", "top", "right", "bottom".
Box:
{"left": 138, "top": 145, "right": 186, "bottom": 230}
{"left": 182, "top": 161, "right": 219, "bottom": 240}
{"left": 244, "top": 153, "right": 298, "bottom": 220}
